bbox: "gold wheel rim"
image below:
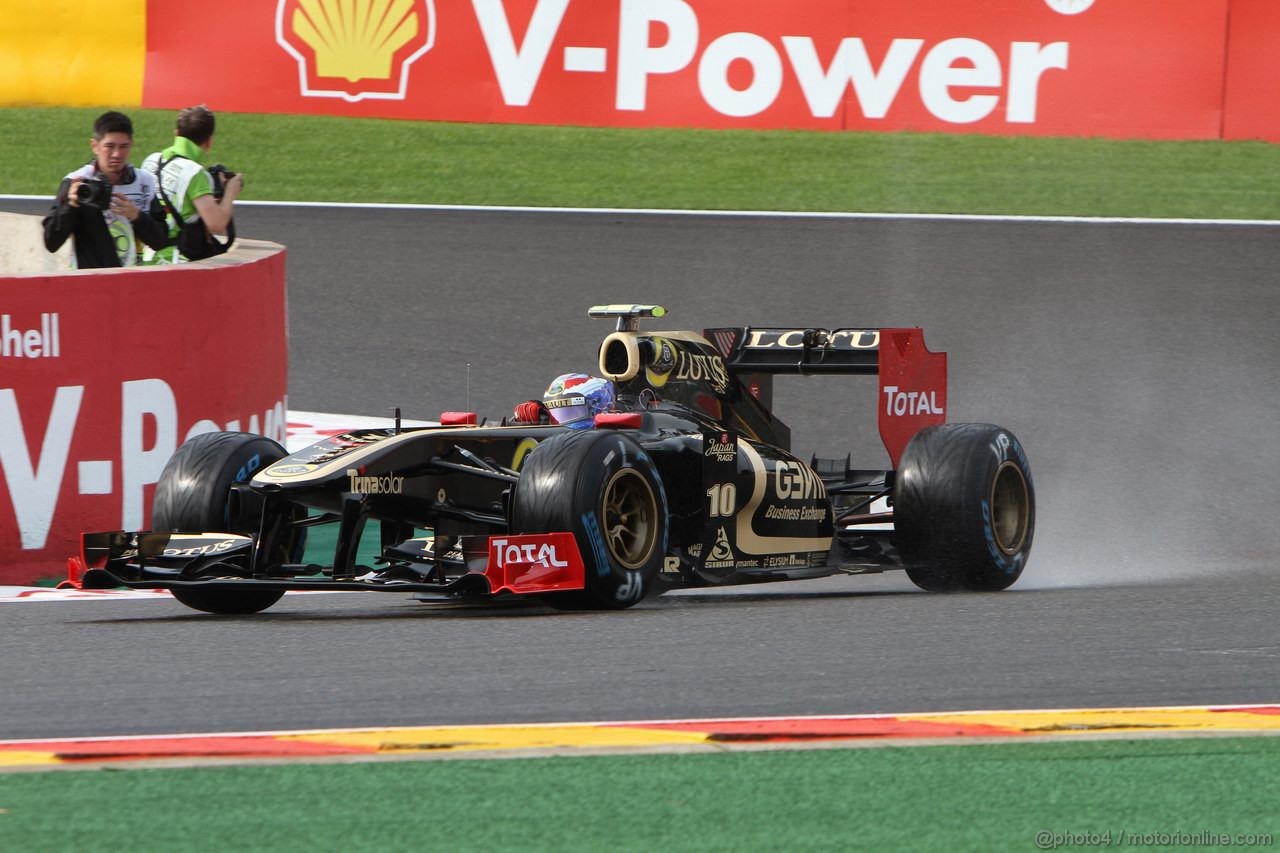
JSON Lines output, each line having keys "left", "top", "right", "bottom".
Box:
{"left": 602, "top": 469, "right": 658, "bottom": 570}
{"left": 990, "top": 461, "right": 1030, "bottom": 555}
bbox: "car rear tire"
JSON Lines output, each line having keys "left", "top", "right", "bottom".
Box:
{"left": 512, "top": 430, "right": 668, "bottom": 610}
{"left": 152, "top": 432, "right": 297, "bottom": 615}
{"left": 894, "top": 423, "right": 1034, "bottom": 592}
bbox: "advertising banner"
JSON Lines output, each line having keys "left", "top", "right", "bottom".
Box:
{"left": 0, "top": 248, "right": 288, "bottom": 584}
{"left": 140, "top": 0, "right": 1230, "bottom": 139}
{"left": 0, "top": 0, "right": 145, "bottom": 107}
{"left": 1222, "top": 0, "right": 1280, "bottom": 142}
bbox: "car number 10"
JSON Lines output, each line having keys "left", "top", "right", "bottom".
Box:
{"left": 707, "top": 483, "right": 737, "bottom": 517}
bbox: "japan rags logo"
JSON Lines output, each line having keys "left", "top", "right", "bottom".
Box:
{"left": 276, "top": 0, "right": 436, "bottom": 102}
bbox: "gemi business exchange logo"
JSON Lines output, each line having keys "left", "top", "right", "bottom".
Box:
{"left": 275, "top": 0, "right": 436, "bottom": 102}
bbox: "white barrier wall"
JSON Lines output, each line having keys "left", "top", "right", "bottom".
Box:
{"left": 0, "top": 212, "right": 71, "bottom": 274}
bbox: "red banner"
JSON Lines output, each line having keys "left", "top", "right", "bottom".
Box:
{"left": 0, "top": 248, "right": 288, "bottom": 584}
{"left": 141, "top": 0, "right": 1233, "bottom": 140}
{"left": 1222, "top": 0, "right": 1280, "bottom": 142}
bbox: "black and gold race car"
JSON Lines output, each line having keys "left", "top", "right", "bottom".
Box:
{"left": 67, "top": 305, "right": 1034, "bottom": 614}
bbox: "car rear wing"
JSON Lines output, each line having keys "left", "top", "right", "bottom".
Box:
{"left": 704, "top": 326, "right": 948, "bottom": 468}
{"left": 705, "top": 327, "right": 886, "bottom": 374}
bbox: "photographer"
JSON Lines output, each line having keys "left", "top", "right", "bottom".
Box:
{"left": 142, "top": 105, "right": 243, "bottom": 264}
{"left": 42, "top": 111, "right": 169, "bottom": 269}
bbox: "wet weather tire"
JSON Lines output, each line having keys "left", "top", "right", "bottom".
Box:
{"left": 895, "top": 424, "right": 1034, "bottom": 592}
{"left": 512, "top": 430, "right": 668, "bottom": 610}
{"left": 152, "top": 432, "right": 294, "bottom": 615}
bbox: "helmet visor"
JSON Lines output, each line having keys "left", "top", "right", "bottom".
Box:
{"left": 545, "top": 395, "right": 590, "bottom": 425}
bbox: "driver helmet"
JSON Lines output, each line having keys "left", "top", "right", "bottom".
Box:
{"left": 543, "top": 373, "right": 615, "bottom": 429}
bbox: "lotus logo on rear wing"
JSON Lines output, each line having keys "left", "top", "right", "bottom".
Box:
{"left": 709, "top": 327, "right": 884, "bottom": 376}
{"left": 739, "top": 329, "right": 881, "bottom": 350}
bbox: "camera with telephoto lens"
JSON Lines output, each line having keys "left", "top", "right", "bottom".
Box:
{"left": 207, "top": 164, "right": 238, "bottom": 200}
{"left": 73, "top": 175, "right": 113, "bottom": 210}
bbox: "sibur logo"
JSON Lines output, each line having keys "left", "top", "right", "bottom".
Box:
{"left": 276, "top": 0, "right": 436, "bottom": 102}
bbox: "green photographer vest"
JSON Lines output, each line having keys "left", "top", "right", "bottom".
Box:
{"left": 140, "top": 137, "right": 214, "bottom": 265}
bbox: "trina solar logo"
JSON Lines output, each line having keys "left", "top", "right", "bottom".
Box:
{"left": 276, "top": 0, "right": 437, "bottom": 102}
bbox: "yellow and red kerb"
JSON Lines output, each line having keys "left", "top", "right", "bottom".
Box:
{"left": 1, "top": 705, "right": 1277, "bottom": 770}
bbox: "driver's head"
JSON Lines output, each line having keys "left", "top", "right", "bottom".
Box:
{"left": 543, "top": 374, "right": 615, "bottom": 429}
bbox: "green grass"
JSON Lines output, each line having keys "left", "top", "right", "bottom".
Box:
{"left": 1, "top": 737, "right": 1277, "bottom": 851}
{"left": 3, "top": 107, "right": 1279, "bottom": 218}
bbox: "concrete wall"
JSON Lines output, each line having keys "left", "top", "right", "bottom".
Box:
{"left": 0, "top": 212, "right": 71, "bottom": 274}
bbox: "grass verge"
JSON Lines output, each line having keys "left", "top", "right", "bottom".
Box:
{"left": 1, "top": 737, "right": 1277, "bottom": 851}
{"left": 3, "top": 107, "right": 1278, "bottom": 218}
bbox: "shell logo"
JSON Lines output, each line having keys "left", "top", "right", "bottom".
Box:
{"left": 275, "top": 0, "right": 436, "bottom": 102}
{"left": 1044, "top": 0, "right": 1095, "bottom": 14}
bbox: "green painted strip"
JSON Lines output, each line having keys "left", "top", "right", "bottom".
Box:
{"left": 0, "top": 737, "right": 1276, "bottom": 850}
{"left": 298, "top": 516, "right": 393, "bottom": 570}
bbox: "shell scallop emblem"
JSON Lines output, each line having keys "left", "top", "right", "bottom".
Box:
{"left": 276, "top": 0, "right": 436, "bottom": 102}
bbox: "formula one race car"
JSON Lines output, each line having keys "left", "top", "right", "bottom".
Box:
{"left": 67, "top": 305, "right": 1035, "bottom": 614}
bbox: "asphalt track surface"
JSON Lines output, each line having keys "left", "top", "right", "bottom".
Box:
{"left": 2, "top": 199, "right": 1278, "bottom": 740}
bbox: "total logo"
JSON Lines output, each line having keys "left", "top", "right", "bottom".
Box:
{"left": 276, "top": 0, "right": 1071, "bottom": 124}
{"left": 882, "top": 386, "right": 945, "bottom": 417}
{"left": 490, "top": 536, "right": 571, "bottom": 569}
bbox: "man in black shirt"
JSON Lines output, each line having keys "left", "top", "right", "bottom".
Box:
{"left": 43, "top": 111, "right": 169, "bottom": 269}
